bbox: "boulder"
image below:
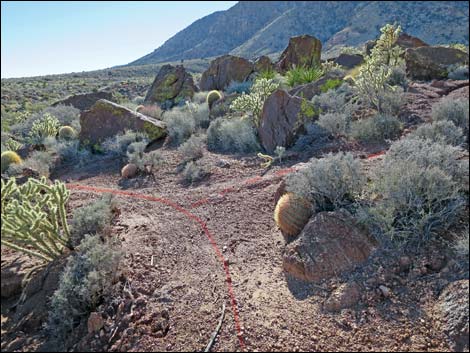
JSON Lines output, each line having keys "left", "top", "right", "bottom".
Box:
{"left": 283, "top": 209, "right": 376, "bottom": 282}
{"left": 333, "top": 54, "right": 364, "bottom": 69}
{"left": 288, "top": 71, "right": 345, "bottom": 100}
{"left": 434, "top": 280, "right": 469, "bottom": 352}
{"left": 405, "top": 46, "right": 469, "bottom": 81}
{"left": 277, "top": 35, "right": 322, "bottom": 73}
{"left": 52, "top": 91, "right": 114, "bottom": 111}
{"left": 1, "top": 250, "right": 41, "bottom": 298}
{"left": 258, "top": 89, "right": 310, "bottom": 153}
{"left": 324, "top": 282, "right": 361, "bottom": 312}
{"left": 365, "top": 32, "right": 428, "bottom": 56}
{"left": 199, "top": 55, "right": 254, "bottom": 91}
{"left": 144, "top": 64, "right": 197, "bottom": 109}
{"left": 254, "top": 55, "right": 274, "bottom": 72}
{"left": 121, "top": 163, "right": 138, "bottom": 179}
{"left": 79, "top": 99, "right": 166, "bottom": 145}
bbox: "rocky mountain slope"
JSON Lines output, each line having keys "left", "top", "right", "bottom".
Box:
{"left": 128, "top": 1, "right": 469, "bottom": 65}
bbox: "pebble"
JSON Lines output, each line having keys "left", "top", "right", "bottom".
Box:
{"left": 379, "top": 285, "right": 392, "bottom": 298}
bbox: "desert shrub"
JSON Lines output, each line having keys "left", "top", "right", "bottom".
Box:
{"left": 185, "top": 101, "right": 210, "bottom": 129}
{"left": 8, "top": 150, "right": 55, "bottom": 177}
{"left": 286, "top": 65, "right": 323, "bottom": 87}
{"left": 230, "top": 78, "right": 279, "bottom": 127}
{"left": 447, "top": 65, "right": 469, "bottom": 80}
{"left": 44, "top": 138, "right": 91, "bottom": 166}
{"left": 452, "top": 227, "right": 469, "bottom": 259}
{"left": 285, "top": 152, "right": 365, "bottom": 211}
{"left": 226, "top": 80, "right": 252, "bottom": 94}
{"left": 385, "top": 137, "right": 468, "bottom": 185}
{"left": 339, "top": 46, "right": 363, "bottom": 55}
{"left": 180, "top": 160, "right": 210, "bottom": 184}
{"left": 125, "top": 141, "right": 163, "bottom": 172}
{"left": 132, "top": 96, "right": 145, "bottom": 105}
{"left": 350, "top": 114, "right": 402, "bottom": 143}
{"left": 408, "top": 120, "right": 466, "bottom": 146}
{"left": 207, "top": 117, "right": 260, "bottom": 153}
{"left": 387, "top": 65, "right": 408, "bottom": 88}
{"left": 192, "top": 91, "right": 209, "bottom": 104}
{"left": 70, "top": 195, "right": 117, "bottom": 247}
{"left": 162, "top": 107, "right": 196, "bottom": 146}
{"left": 29, "top": 113, "right": 60, "bottom": 144}
{"left": 320, "top": 78, "right": 343, "bottom": 93}
{"left": 367, "top": 159, "right": 466, "bottom": 245}
{"left": 317, "top": 112, "right": 350, "bottom": 136}
{"left": 354, "top": 24, "right": 404, "bottom": 114}
{"left": 431, "top": 97, "right": 469, "bottom": 134}
{"left": 47, "top": 234, "right": 121, "bottom": 345}
{"left": 311, "top": 82, "right": 357, "bottom": 114}
{"left": 102, "top": 130, "right": 148, "bottom": 157}
{"left": 291, "top": 123, "right": 331, "bottom": 152}
{"left": 178, "top": 134, "right": 205, "bottom": 161}
{"left": 1, "top": 177, "right": 71, "bottom": 262}
{"left": 136, "top": 104, "right": 163, "bottom": 119}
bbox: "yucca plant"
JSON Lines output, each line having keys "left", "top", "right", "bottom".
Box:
{"left": 286, "top": 65, "right": 324, "bottom": 87}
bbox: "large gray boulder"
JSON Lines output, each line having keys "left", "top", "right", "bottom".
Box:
{"left": 283, "top": 209, "right": 376, "bottom": 282}
{"left": 405, "top": 46, "right": 469, "bottom": 81}
{"left": 199, "top": 55, "right": 254, "bottom": 91}
{"left": 144, "top": 64, "right": 197, "bottom": 109}
{"left": 79, "top": 99, "right": 166, "bottom": 145}
{"left": 276, "top": 35, "right": 322, "bottom": 73}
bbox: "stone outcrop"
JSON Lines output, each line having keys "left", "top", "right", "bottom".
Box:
{"left": 405, "top": 46, "right": 469, "bottom": 81}
{"left": 283, "top": 209, "right": 376, "bottom": 282}
{"left": 79, "top": 99, "right": 166, "bottom": 145}
{"left": 277, "top": 35, "right": 322, "bottom": 73}
{"left": 52, "top": 91, "right": 114, "bottom": 111}
{"left": 333, "top": 54, "right": 364, "bottom": 69}
{"left": 144, "top": 64, "right": 197, "bottom": 109}
{"left": 199, "top": 55, "right": 254, "bottom": 91}
{"left": 254, "top": 55, "right": 274, "bottom": 72}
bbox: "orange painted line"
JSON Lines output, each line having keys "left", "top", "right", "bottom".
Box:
{"left": 244, "top": 176, "right": 263, "bottom": 185}
{"left": 66, "top": 183, "right": 246, "bottom": 351}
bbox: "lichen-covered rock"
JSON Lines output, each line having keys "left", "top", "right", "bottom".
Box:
{"left": 52, "top": 91, "right": 114, "bottom": 111}
{"left": 434, "top": 280, "right": 469, "bottom": 352}
{"left": 144, "top": 64, "right": 197, "bottom": 108}
{"left": 333, "top": 54, "right": 364, "bottom": 69}
{"left": 199, "top": 55, "right": 254, "bottom": 91}
{"left": 276, "top": 35, "right": 322, "bottom": 73}
{"left": 254, "top": 55, "right": 274, "bottom": 72}
{"left": 405, "top": 46, "right": 469, "bottom": 81}
{"left": 258, "top": 89, "right": 312, "bottom": 153}
{"left": 79, "top": 99, "right": 166, "bottom": 145}
{"left": 283, "top": 209, "right": 376, "bottom": 282}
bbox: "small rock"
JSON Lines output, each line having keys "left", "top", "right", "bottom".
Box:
{"left": 215, "top": 159, "right": 231, "bottom": 168}
{"left": 379, "top": 285, "right": 392, "bottom": 298}
{"left": 87, "top": 312, "right": 104, "bottom": 334}
{"left": 398, "top": 256, "right": 412, "bottom": 272}
{"left": 324, "top": 282, "right": 361, "bottom": 312}
{"left": 121, "top": 163, "right": 138, "bottom": 179}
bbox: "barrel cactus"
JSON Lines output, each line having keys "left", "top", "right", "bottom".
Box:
{"left": 274, "top": 192, "right": 313, "bottom": 238}
{"left": 58, "top": 126, "right": 76, "bottom": 140}
{"left": 1, "top": 151, "right": 22, "bottom": 173}
{"left": 206, "top": 90, "right": 223, "bottom": 109}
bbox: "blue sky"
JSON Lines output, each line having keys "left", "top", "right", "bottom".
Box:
{"left": 1, "top": 1, "right": 237, "bottom": 78}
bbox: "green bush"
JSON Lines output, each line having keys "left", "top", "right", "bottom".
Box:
{"left": 163, "top": 107, "right": 196, "bottom": 146}
{"left": 207, "top": 117, "right": 260, "bottom": 154}
{"left": 408, "top": 120, "right": 465, "bottom": 146}
{"left": 178, "top": 134, "right": 205, "bottom": 162}
{"left": 285, "top": 152, "right": 365, "bottom": 211}
{"left": 286, "top": 65, "right": 323, "bottom": 87}
{"left": 70, "top": 195, "right": 117, "bottom": 247}
{"left": 317, "top": 112, "right": 350, "bottom": 136}
{"left": 102, "top": 130, "right": 148, "bottom": 157}
{"left": 320, "top": 78, "right": 343, "bottom": 93}
{"left": 431, "top": 97, "right": 469, "bottom": 135}
{"left": 47, "top": 234, "right": 121, "bottom": 345}
{"left": 256, "top": 68, "right": 276, "bottom": 80}
{"left": 350, "top": 114, "right": 402, "bottom": 143}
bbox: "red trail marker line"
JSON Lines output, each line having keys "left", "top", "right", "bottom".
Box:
{"left": 66, "top": 183, "right": 246, "bottom": 351}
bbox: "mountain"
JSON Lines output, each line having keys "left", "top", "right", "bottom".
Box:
{"left": 128, "top": 1, "right": 469, "bottom": 66}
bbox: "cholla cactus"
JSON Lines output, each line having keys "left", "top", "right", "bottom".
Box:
{"left": 29, "top": 113, "right": 60, "bottom": 144}
{"left": 5, "top": 139, "right": 22, "bottom": 152}
{"left": 1, "top": 151, "right": 22, "bottom": 173}
{"left": 1, "top": 177, "right": 71, "bottom": 262}
{"left": 274, "top": 192, "right": 313, "bottom": 238}
{"left": 58, "top": 126, "right": 76, "bottom": 140}
{"left": 230, "top": 78, "right": 279, "bottom": 127}
{"left": 354, "top": 23, "right": 404, "bottom": 113}
{"left": 206, "top": 90, "right": 223, "bottom": 109}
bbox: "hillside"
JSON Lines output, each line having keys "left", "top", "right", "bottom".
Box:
{"left": 129, "top": 1, "right": 469, "bottom": 65}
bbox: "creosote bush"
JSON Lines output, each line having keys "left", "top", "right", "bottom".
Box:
{"left": 163, "top": 106, "right": 196, "bottom": 146}
{"left": 47, "top": 234, "right": 121, "bottom": 345}
{"left": 181, "top": 160, "right": 210, "bottom": 185}
{"left": 350, "top": 114, "right": 402, "bottom": 143}
{"left": 285, "top": 152, "right": 365, "bottom": 211}
{"left": 408, "top": 120, "right": 466, "bottom": 147}
{"left": 317, "top": 112, "right": 350, "bottom": 136}
{"left": 178, "top": 134, "right": 206, "bottom": 162}
{"left": 431, "top": 97, "right": 469, "bottom": 135}
{"left": 70, "top": 195, "right": 117, "bottom": 247}
{"left": 207, "top": 117, "right": 260, "bottom": 153}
